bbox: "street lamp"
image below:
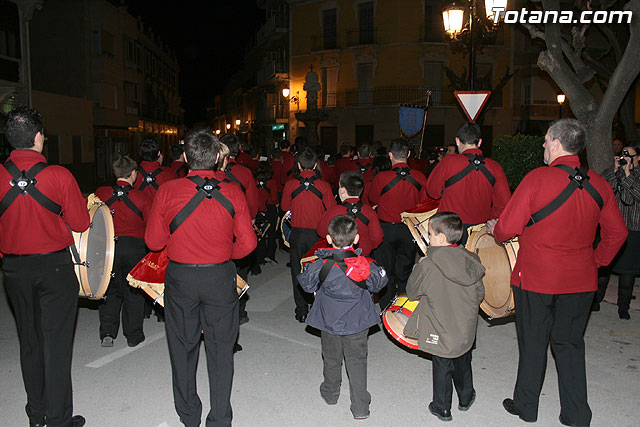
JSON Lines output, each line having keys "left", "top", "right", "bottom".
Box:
{"left": 282, "top": 88, "right": 300, "bottom": 110}
{"left": 442, "top": 0, "right": 507, "bottom": 91}
{"left": 556, "top": 93, "right": 565, "bottom": 119}
{"left": 226, "top": 123, "right": 231, "bottom": 131}
{"left": 235, "top": 119, "right": 241, "bottom": 127}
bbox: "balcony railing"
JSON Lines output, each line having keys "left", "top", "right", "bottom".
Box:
{"left": 322, "top": 87, "right": 456, "bottom": 108}
{"left": 125, "top": 100, "right": 139, "bottom": 115}
{"left": 311, "top": 34, "right": 340, "bottom": 51}
{"left": 257, "top": 59, "right": 288, "bottom": 84}
{"left": 256, "top": 13, "right": 288, "bottom": 43}
{"left": 345, "top": 26, "right": 377, "bottom": 47}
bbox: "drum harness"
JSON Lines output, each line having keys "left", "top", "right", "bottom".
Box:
{"left": 138, "top": 167, "right": 163, "bottom": 191}
{"left": 443, "top": 153, "right": 496, "bottom": 191}
{"left": 355, "top": 161, "right": 370, "bottom": 175}
{"left": 0, "top": 161, "right": 62, "bottom": 218}
{"left": 225, "top": 163, "right": 247, "bottom": 193}
{"left": 380, "top": 167, "right": 422, "bottom": 196}
{"left": 527, "top": 165, "right": 603, "bottom": 227}
{"left": 257, "top": 180, "right": 271, "bottom": 194}
{"left": 292, "top": 176, "right": 324, "bottom": 200}
{"left": 318, "top": 251, "right": 367, "bottom": 290}
{"left": 169, "top": 176, "right": 235, "bottom": 234}
{"left": 342, "top": 200, "right": 369, "bottom": 225}
{"left": 176, "top": 163, "right": 188, "bottom": 176}
{"left": 105, "top": 185, "right": 143, "bottom": 219}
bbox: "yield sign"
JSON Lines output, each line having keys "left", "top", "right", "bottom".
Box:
{"left": 454, "top": 91, "right": 491, "bottom": 122}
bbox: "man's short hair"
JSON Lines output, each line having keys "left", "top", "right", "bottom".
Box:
{"left": 339, "top": 171, "right": 364, "bottom": 197}
{"left": 328, "top": 215, "right": 358, "bottom": 248}
{"left": 184, "top": 127, "right": 220, "bottom": 170}
{"left": 457, "top": 122, "right": 481, "bottom": 146}
{"left": 112, "top": 154, "right": 137, "bottom": 179}
{"left": 220, "top": 134, "right": 240, "bottom": 157}
{"left": 390, "top": 139, "right": 410, "bottom": 160}
{"left": 271, "top": 148, "right": 282, "bottom": 159}
{"left": 169, "top": 144, "right": 184, "bottom": 161}
{"left": 140, "top": 138, "right": 161, "bottom": 162}
{"left": 357, "top": 143, "right": 371, "bottom": 158}
{"left": 340, "top": 143, "right": 353, "bottom": 156}
{"left": 280, "top": 139, "right": 290, "bottom": 150}
{"left": 429, "top": 211, "right": 463, "bottom": 245}
{"left": 296, "top": 148, "right": 318, "bottom": 170}
{"left": 5, "top": 107, "right": 43, "bottom": 150}
{"left": 548, "top": 119, "right": 586, "bottom": 155}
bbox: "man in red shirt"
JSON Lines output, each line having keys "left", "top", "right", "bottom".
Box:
{"left": 489, "top": 119, "right": 627, "bottom": 426}
{"left": 279, "top": 139, "right": 296, "bottom": 186}
{"left": 95, "top": 155, "right": 152, "bottom": 348}
{"left": 146, "top": 127, "right": 256, "bottom": 427}
{"left": 317, "top": 171, "right": 383, "bottom": 257}
{"left": 334, "top": 143, "right": 357, "bottom": 178}
{"left": 169, "top": 143, "right": 188, "bottom": 178}
{"left": 368, "top": 139, "right": 428, "bottom": 310}
{"left": 427, "top": 122, "right": 510, "bottom": 244}
{"left": 282, "top": 148, "right": 337, "bottom": 321}
{"left": 134, "top": 138, "right": 176, "bottom": 200}
{"left": 0, "top": 107, "right": 88, "bottom": 427}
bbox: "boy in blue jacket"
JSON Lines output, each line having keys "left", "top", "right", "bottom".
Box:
{"left": 298, "top": 215, "right": 388, "bottom": 420}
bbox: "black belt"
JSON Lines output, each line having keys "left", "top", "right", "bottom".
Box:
{"left": 380, "top": 220, "right": 402, "bottom": 225}
{"left": 2, "top": 247, "right": 68, "bottom": 258}
{"left": 168, "top": 259, "right": 230, "bottom": 268}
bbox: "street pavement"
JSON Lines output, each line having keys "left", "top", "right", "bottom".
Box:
{"left": 1, "top": 248, "right": 639, "bottom": 427}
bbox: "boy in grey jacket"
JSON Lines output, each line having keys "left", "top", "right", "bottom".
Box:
{"left": 404, "top": 212, "right": 485, "bottom": 422}
{"left": 298, "top": 215, "right": 388, "bottom": 420}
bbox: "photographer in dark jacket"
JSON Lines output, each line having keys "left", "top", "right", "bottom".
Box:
{"left": 594, "top": 145, "right": 640, "bottom": 319}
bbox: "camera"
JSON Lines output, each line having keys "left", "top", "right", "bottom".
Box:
{"left": 618, "top": 149, "right": 631, "bottom": 166}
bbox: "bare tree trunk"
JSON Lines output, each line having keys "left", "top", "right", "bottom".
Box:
{"left": 619, "top": 87, "right": 639, "bottom": 144}
{"left": 584, "top": 117, "right": 614, "bottom": 173}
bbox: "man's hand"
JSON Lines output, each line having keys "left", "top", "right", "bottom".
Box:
{"left": 486, "top": 218, "right": 498, "bottom": 235}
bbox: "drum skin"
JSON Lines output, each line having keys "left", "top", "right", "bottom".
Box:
{"left": 280, "top": 210, "right": 292, "bottom": 248}
{"left": 401, "top": 208, "right": 438, "bottom": 255}
{"left": 382, "top": 294, "right": 420, "bottom": 349}
{"left": 299, "top": 238, "right": 331, "bottom": 272}
{"left": 73, "top": 197, "right": 115, "bottom": 300}
{"left": 466, "top": 225, "right": 518, "bottom": 319}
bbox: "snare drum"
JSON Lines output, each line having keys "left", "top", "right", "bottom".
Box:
{"left": 73, "top": 194, "right": 115, "bottom": 300}
{"left": 381, "top": 294, "right": 420, "bottom": 349}
{"left": 466, "top": 225, "right": 519, "bottom": 319}
{"left": 401, "top": 198, "right": 440, "bottom": 255}
{"left": 280, "top": 210, "right": 292, "bottom": 248}
{"left": 299, "top": 238, "right": 331, "bottom": 272}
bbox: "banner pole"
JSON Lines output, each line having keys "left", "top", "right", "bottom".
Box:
{"left": 417, "top": 90, "right": 431, "bottom": 159}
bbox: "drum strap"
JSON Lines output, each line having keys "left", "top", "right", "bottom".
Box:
{"left": 443, "top": 154, "right": 496, "bottom": 192}
{"left": 356, "top": 162, "right": 370, "bottom": 174}
{"left": 291, "top": 176, "right": 323, "bottom": 200}
{"left": 176, "top": 163, "right": 188, "bottom": 176}
{"left": 343, "top": 201, "right": 369, "bottom": 226}
{"left": 105, "top": 185, "right": 144, "bottom": 219}
{"left": 318, "top": 252, "right": 367, "bottom": 290}
{"left": 527, "top": 165, "right": 603, "bottom": 227}
{"left": 380, "top": 167, "right": 422, "bottom": 196}
{"left": 0, "top": 160, "right": 62, "bottom": 218}
{"left": 257, "top": 180, "right": 271, "bottom": 194}
{"left": 169, "top": 176, "right": 235, "bottom": 234}
{"left": 225, "top": 164, "right": 247, "bottom": 193}
{"left": 138, "top": 167, "right": 163, "bottom": 191}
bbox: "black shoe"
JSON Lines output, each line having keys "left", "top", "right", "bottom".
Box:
{"left": 144, "top": 314, "right": 151, "bottom": 319}
{"left": 559, "top": 414, "right": 589, "bottom": 427}
{"left": 286, "top": 262, "right": 291, "bottom": 267}
{"left": 502, "top": 398, "right": 519, "bottom": 416}
{"left": 458, "top": 390, "right": 476, "bottom": 411}
{"left": 29, "top": 423, "right": 45, "bottom": 427}
{"left": 619, "top": 308, "right": 631, "bottom": 319}
{"left": 127, "top": 336, "right": 145, "bottom": 347}
{"left": 428, "top": 402, "right": 452, "bottom": 421}
{"left": 295, "top": 313, "right": 307, "bottom": 323}
{"left": 101, "top": 336, "right": 114, "bottom": 347}
{"left": 239, "top": 315, "right": 249, "bottom": 325}
{"left": 68, "top": 415, "right": 86, "bottom": 427}
{"left": 233, "top": 343, "right": 243, "bottom": 353}
{"left": 156, "top": 314, "right": 165, "bottom": 322}
{"left": 590, "top": 301, "right": 600, "bottom": 312}
{"left": 352, "top": 411, "right": 370, "bottom": 420}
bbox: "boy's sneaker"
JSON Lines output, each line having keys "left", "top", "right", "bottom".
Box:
{"left": 428, "top": 402, "right": 452, "bottom": 421}
{"left": 353, "top": 412, "right": 369, "bottom": 420}
{"left": 458, "top": 390, "right": 476, "bottom": 411}
{"left": 101, "top": 336, "right": 114, "bottom": 347}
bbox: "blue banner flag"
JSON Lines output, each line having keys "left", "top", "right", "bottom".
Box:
{"left": 399, "top": 105, "right": 425, "bottom": 138}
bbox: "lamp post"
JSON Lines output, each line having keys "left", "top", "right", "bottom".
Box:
{"left": 442, "top": 0, "right": 507, "bottom": 91}
{"left": 556, "top": 93, "right": 565, "bottom": 120}
{"left": 282, "top": 88, "right": 300, "bottom": 111}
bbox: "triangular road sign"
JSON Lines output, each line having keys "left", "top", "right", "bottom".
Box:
{"left": 454, "top": 91, "right": 491, "bottom": 122}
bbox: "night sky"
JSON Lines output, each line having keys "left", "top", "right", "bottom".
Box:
{"left": 125, "top": 1, "right": 265, "bottom": 126}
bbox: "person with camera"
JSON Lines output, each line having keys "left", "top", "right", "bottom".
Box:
{"left": 593, "top": 145, "right": 640, "bottom": 319}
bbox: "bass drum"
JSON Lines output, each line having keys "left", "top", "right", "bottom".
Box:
{"left": 400, "top": 198, "right": 440, "bottom": 255}
{"left": 466, "top": 225, "right": 519, "bottom": 319}
{"left": 280, "top": 210, "right": 292, "bottom": 248}
{"left": 73, "top": 194, "right": 115, "bottom": 300}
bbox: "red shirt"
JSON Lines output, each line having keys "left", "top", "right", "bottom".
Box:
{"left": 170, "top": 160, "right": 188, "bottom": 178}
{"left": 316, "top": 197, "right": 384, "bottom": 256}
{"left": 334, "top": 156, "right": 358, "bottom": 179}
{"left": 281, "top": 170, "right": 337, "bottom": 229}
{"left": 319, "top": 161, "right": 337, "bottom": 187}
{"left": 408, "top": 158, "right": 429, "bottom": 176}
{"left": 426, "top": 148, "right": 511, "bottom": 224}
{"left": 270, "top": 159, "right": 284, "bottom": 192}
{"left": 0, "top": 150, "right": 89, "bottom": 254}
{"left": 145, "top": 170, "right": 256, "bottom": 264}
{"left": 226, "top": 159, "right": 259, "bottom": 218}
{"left": 134, "top": 160, "right": 176, "bottom": 200}
{"left": 493, "top": 155, "right": 627, "bottom": 294}
{"left": 280, "top": 151, "right": 296, "bottom": 186}
{"left": 236, "top": 151, "right": 258, "bottom": 170}
{"left": 95, "top": 180, "right": 151, "bottom": 239}
{"left": 368, "top": 162, "right": 428, "bottom": 223}
{"left": 257, "top": 178, "right": 279, "bottom": 212}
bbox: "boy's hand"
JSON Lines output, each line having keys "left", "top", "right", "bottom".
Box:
{"left": 486, "top": 218, "right": 498, "bottom": 235}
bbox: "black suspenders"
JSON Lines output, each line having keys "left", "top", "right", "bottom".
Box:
{"left": 527, "top": 165, "right": 603, "bottom": 227}
{"left": 176, "top": 163, "right": 188, "bottom": 176}
{"left": 343, "top": 201, "right": 369, "bottom": 225}
{"left": 169, "top": 176, "right": 235, "bottom": 234}
{"left": 291, "top": 176, "right": 323, "bottom": 200}
{"left": 0, "top": 160, "right": 62, "bottom": 218}
{"left": 318, "top": 251, "right": 367, "bottom": 289}
{"left": 380, "top": 167, "right": 422, "bottom": 196}
{"left": 356, "top": 161, "right": 370, "bottom": 174}
{"left": 138, "top": 167, "right": 163, "bottom": 191}
{"left": 257, "top": 180, "right": 271, "bottom": 194}
{"left": 105, "top": 185, "right": 144, "bottom": 219}
{"left": 443, "top": 153, "right": 496, "bottom": 191}
{"left": 225, "top": 164, "right": 246, "bottom": 193}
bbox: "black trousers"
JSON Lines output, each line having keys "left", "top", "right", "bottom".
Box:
{"left": 596, "top": 271, "right": 635, "bottom": 311}
{"left": 165, "top": 260, "right": 239, "bottom": 427}
{"left": 375, "top": 222, "right": 416, "bottom": 310}
{"left": 511, "top": 286, "right": 593, "bottom": 425}
{"left": 320, "top": 329, "right": 370, "bottom": 416}
{"left": 99, "top": 236, "right": 147, "bottom": 342}
{"left": 2, "top": 250, "right": 78, "bottom": 427}
{"left": 255, "top": 204, "right": 278, "bottom": 263}
{"left": 431, "top": 350, "right": 474, "bottom": 410}
{"left": 289, "top": 227, "right": 318, "bottom": 316}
